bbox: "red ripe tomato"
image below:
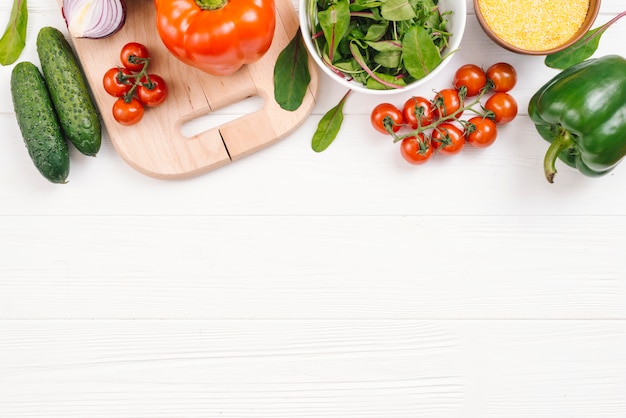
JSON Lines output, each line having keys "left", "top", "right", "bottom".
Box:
{"left": 434, "top": 88, "right": 463, "bottom": 119}
{"left": 120, "top": 42, "right": 150, "bottom": 72}
{"left": 402, "top": 96, "right": 434, "bottom": 129}
{"left": 137, "top": 74, "right": 169, "bottom": 107}
{"left": 154, "top": 0, "right": 276, "bottom": 76}
{"left": 400, "top": 134, "right": 432, "bottom": 165}
{"left": 466, "top": 117, "right": 498, "bottom": 148}
{"left": 485, "top": 92, "right": 518, "bottom": 124}
{"left": 112, "top": 97, "right": 145, "bottom": 126}
{"left": 431, "top": 123, "right": 465, "bottom": 155}
{"left": 486, "top": 62, "right": 517, "bottom": 93}
{"left": 371, "top": 103, "right": 403, "bottom": 135}
{"left": 453, "top": 64, "right": 487, "bottom": 97}
{"left": 102, "top": 67, "right": 134, "bottom": 98}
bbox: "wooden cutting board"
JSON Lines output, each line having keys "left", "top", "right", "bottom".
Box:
{"left": 56, "top": 0, "right": 319, "bottom": 179}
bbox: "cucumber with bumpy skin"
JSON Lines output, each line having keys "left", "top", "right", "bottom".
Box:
{"left": 10, "top": 62, "right": 70, "bottom": 184}
{"left": 37, "top": 26, "right": 101, "bottom": 156}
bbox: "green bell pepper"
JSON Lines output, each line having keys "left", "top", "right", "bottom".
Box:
{"left": 528, "top": 55, "right": 626, "bottom": 183}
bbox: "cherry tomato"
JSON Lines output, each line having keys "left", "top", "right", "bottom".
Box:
{"left": 453, "top": 64, "right": 487, "bottom": 97}
{"left": 137, "top": 74, "right": 169, "bottom": 107}
{"left": 402, "top": 96, "right": 434, "bottom": 129}
{"left": 431, "top": 123, "right": 465, "bottom": 155}
{"left": 371, "top": 103, "right": 403, "bottom": 135}
{"left": 466, "top": 117, "right": 498, "bottom": 148}
{"left": 112, "top": 97, "right": 145, "bottom": 126}
{"left": 486, "top": 62, "right": 517, "bottom": 93}
{"left": 103, "top": 67, "right": 134, "bottom": 98}
{"left": 120, "top": 42, "right": 150, "bottom": 72}
{"left": 485, "top": 92, "right": 518, "bottom": 124}
{"left": 400, "top": 134, "right": 433, "bottom": 165}
{"left": 434, "top": 88, "right": 463, "bottom": 119}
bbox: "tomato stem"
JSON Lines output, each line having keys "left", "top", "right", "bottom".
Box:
{"left": 392, "top": 85, "right": 494, "bottom": 143}
{"left": 122, "top": 58, "right": 153, "bottom": 103}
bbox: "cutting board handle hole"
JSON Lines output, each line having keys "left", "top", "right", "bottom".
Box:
{"left": 180, "top": 96, "right": 265, "bottom": 138}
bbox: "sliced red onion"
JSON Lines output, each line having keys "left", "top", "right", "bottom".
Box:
{"left": 62, "top": 0, "right": 127, "bottom": 39}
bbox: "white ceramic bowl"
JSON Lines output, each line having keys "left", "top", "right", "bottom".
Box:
{"left": 299, "top": 0, "right": 467, "bottom": 95}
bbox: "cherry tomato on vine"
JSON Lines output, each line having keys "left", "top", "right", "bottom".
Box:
{"left": 402, "top": 96, "right": 434, "bottom": 129}
{"left": 434, "top": 88, "right": 463, "bottom": 119}
{"left": 453, "top": 64, "right": 487, "bottom": 97}
{"left": 103, "top": 67, "right": 134, "bottom": 98}
{"left": 466, "top": 117, "right": 498, "bottom": 148}
{"left": 112, "top": 97, "right": 145, "bottom": 126}
{"left": 371, "top": 103, "right": 403, "bottom": 135}
{"left": 120, "top": 42, "right": 150, "bottom": 72}
{"left": 400, "top": 134, "right": 433, "bottom": 165}
{"left": 486, "top": 62, "right": 517, "bottom": 93}
{"left": 137, "top": 74, "right": 169, "bottom": 107}
{"left": 485, "top": 92, "right": 518, "bottom": 124}
{"left": 431, "top": 123, "right": 465, "bottom": 155}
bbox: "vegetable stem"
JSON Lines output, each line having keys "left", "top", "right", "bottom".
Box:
{"left": 392, "top": 86, "right": 492, "bottom": 143}
{"left": 544, "top": 129, "right": 575, "bottom": 183}
{"left": 195, "top": 0, "right": 228, "bottom": 10}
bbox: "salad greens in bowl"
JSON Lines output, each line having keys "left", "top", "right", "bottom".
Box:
{"left": 299, "top": 0, "right": 466, "bottom": 95}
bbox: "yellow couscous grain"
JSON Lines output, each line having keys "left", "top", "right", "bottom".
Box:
{"left": 477, "top": 0, "right": 590, "bottom": 51}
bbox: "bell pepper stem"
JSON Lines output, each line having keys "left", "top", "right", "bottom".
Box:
{"left": 195, "top": 0, "right": 228, "bottom": 10}
{"left": 544, "top": 129, "right": 575, "bottom": 183}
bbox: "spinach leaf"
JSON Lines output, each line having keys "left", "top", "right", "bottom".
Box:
{"left": 363, "top": 22, "right": 389, "bottom": 41}
{"left": 0, "top": 0, "right": 28, "bottom": 66}
{"left": 274, "top": 29, "right": 311, "bottom": 111}
{"left": 545, "top": 11, "right": 625, "bottom": 70}
{"left": 374, "top": 50, "right": 401, "bottom": 68}
{"left": 381, "top": 0, "right": 416, "bottom": 21}
{"left": 366, "top": 73, "right": 406, "bottom": 90}
{"left": 403, "top": 25, "right": 441, "bottom": 79}
{"left": 318, "top": 0, "right": 351, "bottom": 61}
{"left": 312, "top": 90, "right": 352, "bottom": 152}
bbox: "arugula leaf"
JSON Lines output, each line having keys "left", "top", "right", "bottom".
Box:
{"left": 274, "top": 29, "right": 311, "bottom": 111}
{"left": 312, "top": 90, "right": 352, "bottom": 152}
{"left": 545, "top": 11, "right": 625, "bottom": 69}
{"left": 0, "top": 0, "right": 28, "bottom": 66}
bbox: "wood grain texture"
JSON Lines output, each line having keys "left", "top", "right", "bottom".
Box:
{"left": 55, "top": 0, "right": 319, "bottom": 179}
{"left": 1, "top": 1, "right": 626, "bottom": 417}
{"left": 1, "top": 321, "right": 625, "bottom": 417}
{"left": 0, "top": 215, "right": 625, "bottom": 319}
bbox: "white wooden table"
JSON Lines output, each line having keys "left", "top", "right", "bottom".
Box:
{"left": 1, "top": 0, "right": 625, "bottom": 416}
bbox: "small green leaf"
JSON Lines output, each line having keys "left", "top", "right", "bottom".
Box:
{"left": 312, "top": 90, "right": 352, "bottom": 152}
{"left": 366, "top": 73, "right": 406, "bottom": 90}
{"left": 381, "top": 0, "right": 415, "bottom": 21}
{"left": 545, "top": 11, "right": 625, "bottom": 69}
{"left": 402, "top": 25, "right": 441, "bottom": 80}
{"left": 350, "top": 0, "right": 383, "bottom": 12}
{"left": 274, "top": 29, "right": 311, "bottom": 111}
{"left": 363, "top": 22, "right": 389, "bottom": 41}
{"left": 0, "top": 0, "right": 28, "bottom": 66}
{"left": 318, "top": 0, "right": 351, "bottom": 61}
{"left": 544, "top": 27, "right": 604, "bottom": 69}
{"left": 374, "top": 50, "right": 401, "bottom": 68}
{"left": 366, "top": 40, "right": 402, "bottom": 52}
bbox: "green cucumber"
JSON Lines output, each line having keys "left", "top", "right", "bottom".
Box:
{"left": 10, "top": 62, "right": 70, "bottom": 184}
{"left": 36, "top": 26, "right": 101, "bottom": 156}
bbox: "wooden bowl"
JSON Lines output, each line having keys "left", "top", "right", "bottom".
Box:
{"left": 473, "top": 0, "right": 601, "bottom": 55}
